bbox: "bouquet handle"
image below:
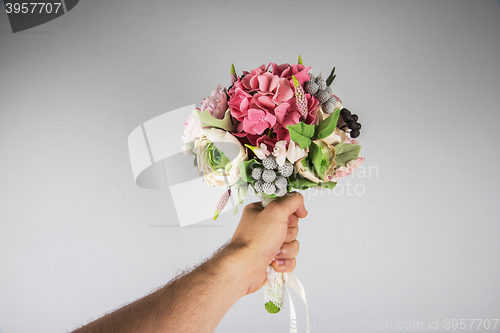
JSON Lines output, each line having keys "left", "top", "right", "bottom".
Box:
{"left": 264, "top": 266, "right": 285, "bottom": 313}
{"left": 260, "top": 196, "right": 286, "bottom": 313}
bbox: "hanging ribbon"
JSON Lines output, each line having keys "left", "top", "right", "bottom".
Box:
{"left": 284, "top": 272, "right": 310, "bottom": 333}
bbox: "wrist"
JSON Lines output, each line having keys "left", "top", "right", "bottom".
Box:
{"left": 223, "top": 242, "right": 264, "bottom": 296}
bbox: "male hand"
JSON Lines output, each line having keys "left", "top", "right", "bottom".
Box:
{"left": 229, "top": 192, "right": 307, "bottom": 295}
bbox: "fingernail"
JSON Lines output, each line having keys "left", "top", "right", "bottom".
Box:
{"left": 276, "top": 249, "right": 282, "bottom": 256}
{"left": 276, "top": 259, "right": 285, "bottom": 266}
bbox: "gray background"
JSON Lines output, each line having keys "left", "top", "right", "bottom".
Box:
{"left": 1, "top": 1, "right": 499, "bottom": 332}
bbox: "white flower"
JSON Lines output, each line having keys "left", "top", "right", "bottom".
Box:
{"left": 285, "top": 140, "right": 306, "bottom": 164}
{"left": 272, "top": 141, "right": 288, "bottom": 166}
{"left": 253, "top": 143, "right": 271, "bottom": 160}
{"left": 294, "top": 148, "right": 322, "bottom": 183}
{"left": 272, "top": 140, "right": 306, "bottom": 166}
{"left": 323, "top": 128, "right": 346, "bottom": 146}
{"left": 193, "top": 128, "right": 248, "bottom": 188}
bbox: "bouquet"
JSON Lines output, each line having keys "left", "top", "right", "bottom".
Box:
{"left": 181, "top": 56, "right": 364, "bottom": 315}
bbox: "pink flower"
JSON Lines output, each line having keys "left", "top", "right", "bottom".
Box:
{"left": 345, "top": 136, "right": 360, "bottom": 145}
{"left": 329, "top": 157, "right": 365, "bottom": 182}
{"left": 241, "top": 109, "right": 276, "bottom": 135}
{"left": 227, "top": 63, "right": 318, "bottom": 148}
{"left": 181, "top": 111, "right": 202, "bottom": 144}
{"left": 270, "top": 63, "right": 311, "bottom": 86}
{"left": 228, "top": 87, "right": 251, "bottom": 121}
{"left": 346, "top": 157, "right": 365, "bottom": 170}
{"left": 200, "top": 84, "right": 228, "bottom": 119}
{"left": 181, "top": 111, "right": 202, "bottom": 156}
{"left": 253, "top": 143, "right": 271, "bottom": 160}
{"left": 329, "top": 167, "right": 351, "bottom": 182}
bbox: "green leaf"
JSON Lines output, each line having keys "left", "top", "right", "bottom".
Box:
{"left": 208, "top": 143, "right": 230, "bottom": 170}
{"left": 298, "top": 55, "right": 303, "bottom": 65}
{"left": 317, "top": 181, "right": 337, "bottom": 189}
{"left": 287, "top": 122, "right": 315, "bottom": 149}
{"left": 236, "top": 183, "right": 248, "bottom": 204}
{"left": 238, "top": 159, "right": 262, "bottom": 183}
{"left": 195, "top": 109, "right": 236, "bottom": 132}
{"left": 326, "top": 67, "right": 336, "bottom": 86}
{"left": 231, "top": 63, "right": 236, "bottom": 74}
{"left": 334, "top": 143, "right": 362, "bottom": 167}
{"left": 183, "top": 141, "right": 194, "bottom": 154}
{"left": 308, "top": 143, "right": 325, "bottom": 178}
{"left": 288, "top": 173, "right": 319, "bottom": 190}
{"left": 314, "top": 109, "right": 340, "bottom": 139}
{"left": 265, "top": 301, "right": 281, "bottom": 314}
{"left": 288, "top": 173, "right": 337, "bottom": 190}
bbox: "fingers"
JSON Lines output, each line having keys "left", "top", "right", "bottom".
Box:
{"left": 244, "top": 202, "right": 264, "bottom": 214}
{"left": 276, "top": 239, "right": 299, "bottom": 259}
{"left": 287, "top": 214, "right": 299, "bottom": 227}
{"left": 271, "top": 258, "right": 296, "bottom": 273}
{"left": 284, "top": 226, "right": 298, "bottom": 244}
{"left": 268, "top": 192, "right": 308, "bottom": 220}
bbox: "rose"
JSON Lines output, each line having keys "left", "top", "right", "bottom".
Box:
{"left": 200, "top": 84, "right": 228, "bottom": 119}
{"left": 192, "top": 128, "right": 248, "bottom": 188}
{"left": 294, "top": 139, "right": 336, "bottom": 183}
{"left": 323, "top": 127, "right": 347, "bottom": 146}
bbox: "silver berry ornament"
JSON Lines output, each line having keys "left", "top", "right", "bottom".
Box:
{"left": 322, "top": 101, "right": 335, "bottom": 114}
{"left": 263, "top": 182, "right": 276, "bottom": 195}
{"left": 316, "top": 77, "right": 327, "bottom": 90}
{"left": 262, "top": 169, "right": 277, "bottom": 183}
{"left": 278, "top": 160, "right": 294, "bottom": 177}
{"left": 274, "top": 176, "right": 288, "bottom": 189}
{"left": 305, "top": 81, "right": 319, "bottom": 95}
{"left": 254, "top": 180, "right": 264, "bottom": 193}
{"left": 263, "top": 155, "right": 278, "bottom": 170}
{"left": 275, "top": 186, "right": 287, "bottom": 197}
{"left": 251, "top": 167, "right": 263, "bottom": 180}
{"left": 316, "top": 89, "right": 331, "bottom": 104}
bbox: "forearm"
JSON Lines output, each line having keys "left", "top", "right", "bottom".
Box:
{"left": 160, "top": 244, "right": 256, "bottom": 332}
{"left": 73, "top": 244, "right": 256, "bottom": 333}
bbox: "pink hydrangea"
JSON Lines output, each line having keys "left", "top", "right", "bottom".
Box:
{"left": 200, "top": 84, "right": 228, "bottom": 119}
{"left": 270, "top": 63, "right": 311, "bottom": 86}
{"left": 228, "top": 63, "right": 319, "bottom": 149}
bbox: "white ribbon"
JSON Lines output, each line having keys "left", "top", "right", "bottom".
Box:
{"left": 284, "top": 272, "right": 310, "bottom": 333}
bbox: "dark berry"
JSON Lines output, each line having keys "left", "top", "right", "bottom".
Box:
{"left": 351, "top": 114, "right": 358, "bottom": 122}
{"left": 350, "top": 122, "right": 361, "bottom": 130}
{"left": 340, "top": 108, "right": 351, "bottom": 117}
{"left": 347, "top": 120, "right": 357, "bottom": 129}
{"left": 350, "top": 129, "right": 360, "bottom": 138}
{"left": 343, "top": 115, "right": 352, "bottom": 123}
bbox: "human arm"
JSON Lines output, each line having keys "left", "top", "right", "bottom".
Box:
{"left": 71, "top": 192, "right": 307, "bottom": 333}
